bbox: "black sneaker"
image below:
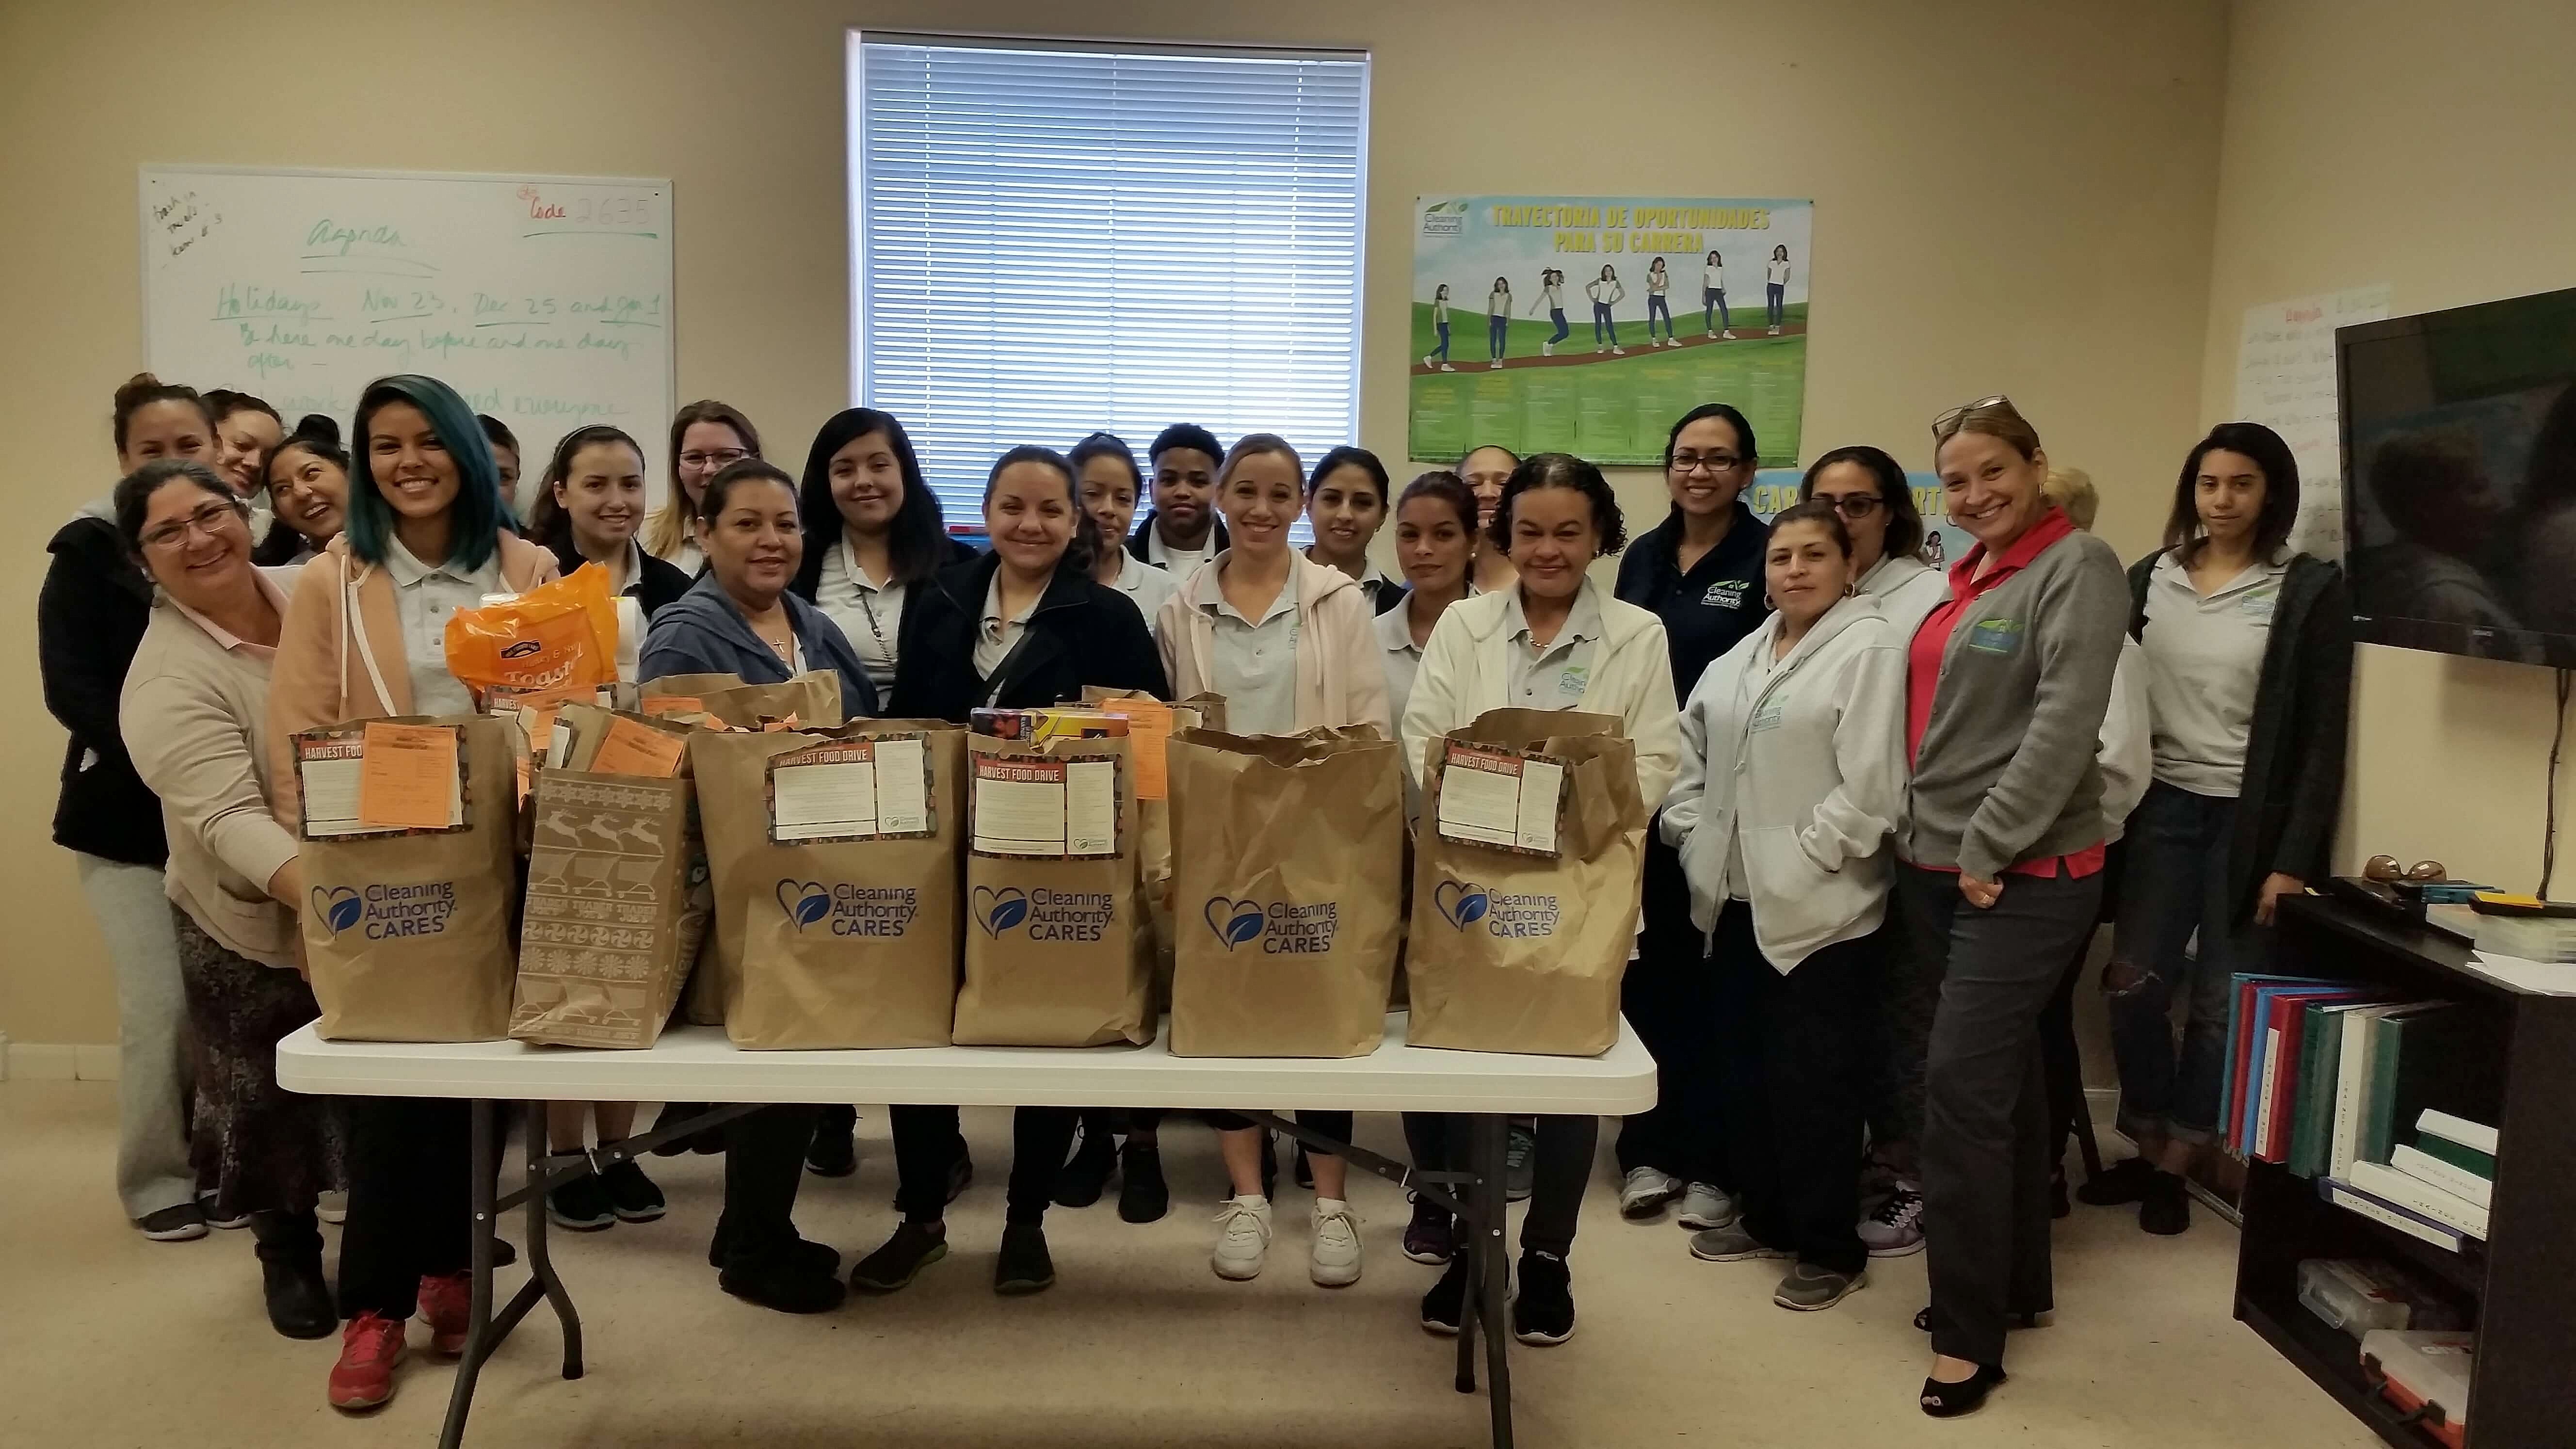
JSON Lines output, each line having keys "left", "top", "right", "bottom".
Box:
{"left": 946, "top": 1146, "right": 975, "bottom": 1204}
{"left": 994, "top": 1223, "right": 1056, "bottom": 1295}
{"left": 548, "top": 1172, "right": 616, "bottom": 1231}
{"left": 806, "top": 1116, "right": 857, "bottom": 1178}
{"left": 2140, "top": 1169, "right": 2191, "bottom": 1236}
{"left": 137, "top": 1202, "right": 209, "bottom": 1241}
{"left": 1402, "top": 1196, "right": 1455, "bottom": 1265}
{"left": 1505, "top": 1124, "right": 1536, "bottom": 1204}
{"left": 2074, "top": 1156, "right": 2156, "bottom": 1206}
{"left": 852, "top": 1221, "right": 950, "bottom": 1293}
{"left": 1512, "top": 1251, "right": 1575, "bottom": 1346}
{"left": 597, "top": 1158, "right": 666, "bottom": 1223}
{"left": 1117, "top": 1143, "right": 1169, "bottom": 1224}
{"left": 719, "top": 1251, "right": 846, "bottom": 1314}
{"left": 1419, "top": 1255, "right": 1470, "bottom": 1336}
{"left": 705, "top": 1223, "right": 839, "bottom": 1277}
{"left": 1054, "top": 1129, "right": 1116, "bottom": 1208}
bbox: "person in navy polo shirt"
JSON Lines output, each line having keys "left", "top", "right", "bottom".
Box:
{"left": 1609, "top": 402, "right": 1772, "bottom": 1232}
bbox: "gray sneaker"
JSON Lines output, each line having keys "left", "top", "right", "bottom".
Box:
{"left": 1858, "top": 1186, "right": 1925, "bottom": 1257}
{"left": 1688, "top": 1224, "right": 1790, "bottom": 1262}
{"left": 1618, "top": 1167, "right": 1683, "bottom": 1220}
{"left": 1504, "top": 1123, "right": 1536, "bottom": 1203}
{"left": 1675, "top": 1181, "right": 1738, "bottom": 1230}
{"left": 1773, "top": 1262, "right": 1867, "bottom": 1311}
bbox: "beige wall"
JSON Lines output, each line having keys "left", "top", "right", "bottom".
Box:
{"left": 2199, "top": 0, "right": 2576, "bottom": 892}
{"left": 0, "top": 0, "right": 2228, "bottom": 1042}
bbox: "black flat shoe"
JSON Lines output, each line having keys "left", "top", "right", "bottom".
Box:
{"left": 2074, "top": 1156, "right": 2156, "bottom": 1206}
{"left": 1117, "top": 1143, "right": 1169, "bottom": 1224}
{"left": 1916, "top": 1306, "right": 2051, "bottom": 1332}
{"left": 1053, "top": 1130, "right": 1116, "bottom": 1208}
{"left": 1919, "top": 1364, "right": 2006, "bottom": 1418}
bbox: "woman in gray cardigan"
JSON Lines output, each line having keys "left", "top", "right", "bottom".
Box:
{"left": 1897, "top": 399, "right": 2127, "bottom": 1417}
{"left": 116, "top": 459, "right": 345, "bottom": 1341}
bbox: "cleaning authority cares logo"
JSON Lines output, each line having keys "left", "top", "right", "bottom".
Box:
{"left": 777, "top": 880, "right": 918, "bottom": 937}
{"left": 1203, "top": 896, "right": 1339, "bottom": 954}
{"left": 974, "top": 885, "right": 1114, "bottom": 941}
{"left": 312, "top": 882, "right": 456, "bottom": 940}
{"left": 1433, "top": 880, "right": 1560, "bottom": 938}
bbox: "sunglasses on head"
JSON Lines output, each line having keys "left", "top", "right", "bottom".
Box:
{"left": 1931, "top": 394, "right": 2014, "bottom": 441}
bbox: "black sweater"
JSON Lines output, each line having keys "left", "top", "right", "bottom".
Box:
{"left": 545, "top": 538, "right": 697, "bottom": 622}
{"left": 2128, "top": 550, "right": 2354, "bottom": 924}
{"left": 39, "top": 512, "right": 167, "bottom": 866}
{"left": 887, "top": 552, "right": 1169, "bottom": 721}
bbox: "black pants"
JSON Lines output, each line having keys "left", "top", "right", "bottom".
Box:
{"left": 1408, "top": 1111, "right": 1594, "bottom": 1257}
{"left": 714, "top": 1104, "right": 821, "bottom": 1270}
{"left": 890, "top": 1104, "right": 1075, "bottom": 1225}
{"left": 1898, "top": 864, "right": 2101, "bottom": 1368}
{"left": 1615, "top": 835, "right": 1725, "bottom": 1185}
{"left": 337, "top": 1096, "right": 476, "bottom": 1320}
{"left": 1712, "top": 900, "right": 1873, "bottom": 1274}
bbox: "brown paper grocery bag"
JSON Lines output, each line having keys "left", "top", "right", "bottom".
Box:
{"left": 640, "top": 672, "right": 844, "bottom": 731}
{"left": 511, "top": 763, "right": 707, "bottom": 1048}
{"left": 694, "top": 721, "right": 963, "bottom": 1048}
{"left": 1078, "top": 688, "right": 1223, "bottom": 1014}
{"left": 1404, "top": 709, "right": 1650, "bottom": 1056}
{"left": 295, "top": 715, "right": 520, "bottom": 1042}
{"left": 953, "top": 734, "right": 1151, "bottom": 1047}
{"left": 1167, "top": 726, "right": 1404, "bottom": 1057}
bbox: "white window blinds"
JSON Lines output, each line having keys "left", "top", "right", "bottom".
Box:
{"left": 851, "top": 34, "right": 1369, "bottom": 525}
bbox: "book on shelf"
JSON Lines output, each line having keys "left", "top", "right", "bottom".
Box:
{"left": 2391, "top": 1143, "right": 2492, "bottom": 1209}
{"left": 2415, "top": 1108, "right": 2498, "bottom": 1162}
{"left": 2349, "top": 1159, "right": 2488, "bottom": 1239}
{"left": 2364, "top": 1004, "right": 2500, "bottom": 1167}
{"left": 2291, "top": 1000, "right": 2389, "bottom": 1177}
{"left": 2330, "top": 1003, "right": 2407, "bottom": 1182}
{"left": 2223, "top": 974, "right": 2333, "bottom": 1155}
{"left": 2319, "top": 1176, "right": 2470, "bottom": 1252}
{"left": 2222, "top": 977, "right": 2377, "bottom": 1161}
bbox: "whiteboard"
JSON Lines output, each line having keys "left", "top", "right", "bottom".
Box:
{"left": 140, "top": 165, "right": 676, "bottom": 509}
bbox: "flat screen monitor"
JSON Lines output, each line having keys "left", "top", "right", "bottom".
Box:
{"left": 2340, "top": 285, "right": 2576, "bottom": 667}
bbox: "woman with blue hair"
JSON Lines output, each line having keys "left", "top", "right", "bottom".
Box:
{"left": 263, "top": 373, "right": 559, "bottom": 1414}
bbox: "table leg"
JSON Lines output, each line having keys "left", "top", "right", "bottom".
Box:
{"left": 435, "top": 1100, "right": 500, "bottom": 1449}
{"left": 524, "top": 1098, "right": 584, "bottom": 1380}
{"left": 1457, "top": 1163, "right": 1481, "bottom": 1395}
{"left": 1470, "top": 1112, "right": 1516, "bottom": 1449}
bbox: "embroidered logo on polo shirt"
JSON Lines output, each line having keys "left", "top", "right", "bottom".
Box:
{"left": 1966, "top": 617, "right": 2023, "bottom": 654}
{"left": 2240, "top": 589, "right": 2277, "bottom": 621}
{"left": 1701, "top": 579, "right": 1752, "bottom": 609}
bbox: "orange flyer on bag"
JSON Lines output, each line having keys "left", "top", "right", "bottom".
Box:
{"left": 356, "top": 722, "right": 461, "bottom": 829}
{"left": 588, "top": 716, "right": 688, "bottom": 778}
{"left": 1098, "top": 698, "right": 1176, "bottom": 800}
{"left": 443, "top": 564, "right": 618, "bottom": 697}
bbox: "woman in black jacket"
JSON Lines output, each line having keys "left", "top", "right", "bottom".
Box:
{"left": 39, "top": 373, "right": 222, "bottom": 1241}
{"left": 854, "top": 445, "right": 1166, "bottom": 1300}
{"left": 2091, "top": 422, "right": 2352, "bottom": 1235}
{"left": 526, "top": 424, "right": 694, "bottom": 622}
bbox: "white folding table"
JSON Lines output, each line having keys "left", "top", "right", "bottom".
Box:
{"left": 279, "top": 1014, "right": 1656, "bottom": 1449}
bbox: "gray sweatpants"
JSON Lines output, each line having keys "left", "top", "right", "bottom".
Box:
{"left": 77, "top": 853, "right": 197, "bottom": 1220}
{"left": 1897, "top": 863, "right": 2101, "bottom": 1368}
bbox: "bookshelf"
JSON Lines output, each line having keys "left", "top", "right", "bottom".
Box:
{"left": 2238, "top": 893, "right": 2576, "bottom": 1448}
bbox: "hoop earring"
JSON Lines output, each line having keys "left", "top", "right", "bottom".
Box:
{"left": 1844, "top": 582, "right": 1859, "bottom": 597}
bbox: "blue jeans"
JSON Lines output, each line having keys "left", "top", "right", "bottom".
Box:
{"left": 1430, "top": 319, "right": 1450, "bottom": 361}
{"left": 1488, "top": 313, "right": 1508, "bottom": 358}
{"left": 1703, "top": 287, "right": 1730, "bottom": 332}
{"left": 2104, "top": 781, "right": 2271, "bottom": 1144}
{"left": 1592, "top": 302, "right": 1617, "bottom": 344}
{"left": 1546, "top": 308, "right": 1569, "bottom": 344}
{"left": 1766, "top": 282, "right": 1786, "bottom": 327}
{"left": 1646, "top": 293, "right": 1672, "bottom": 338}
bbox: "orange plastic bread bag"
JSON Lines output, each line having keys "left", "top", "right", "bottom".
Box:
{"left": 444, "top": 563, "right": 620, "bottom": 698}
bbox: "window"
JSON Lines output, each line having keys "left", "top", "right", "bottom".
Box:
{"left": 850, "top": 33, "right": 1369, "bottom": 529}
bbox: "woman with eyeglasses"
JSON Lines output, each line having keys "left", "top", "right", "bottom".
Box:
{"left": 256, "top": 416, "right": 352, "bottom": 567}
{"left": 116, "top": 459, "right": 345, "bottom": 1340}
{"left": 1608, "top": 403, "right": 1772, "bottom": 1234}
{"left": 644, "top": 400, "right": 763, "bottom": 576}
{"left": 1801, "top": 445, "right": 1947, "bottom": 636}
{"left": 2087, "top": 424, "right": 2351, "bottom": 1236}
{"left": 1900, "top": 397, "right": 2126, "bottom": 1417}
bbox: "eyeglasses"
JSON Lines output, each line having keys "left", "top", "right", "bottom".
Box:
{"left": 138, "top": 498, "right": 247, "bottom": 552}
{"left": 1931, "top": 394, "right": 2014, "bottom": 440}
{"left": 1668, "top": 453, "right": 1745, "bottom": 475}
{"left": 679, "top": 449, "right": 750, "bottom": 471}
{"left": 1818, "top": 495, "right": 1885, "bottom": 519}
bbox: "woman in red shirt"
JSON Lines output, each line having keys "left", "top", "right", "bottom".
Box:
{"left": 1895, "top": 398, "right": 2128, "bottom": 1417}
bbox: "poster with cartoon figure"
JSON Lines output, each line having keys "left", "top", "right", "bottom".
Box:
{"left": 1411, "top": 196, "right": 1813, "bottom": 466}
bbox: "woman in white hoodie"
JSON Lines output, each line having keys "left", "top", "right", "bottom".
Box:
{"left": 1664, "top": 499, "right": 1906, "bottom": 1314}
{"left": 1401, "top": 452, "right": 1680, "bottom": 1348}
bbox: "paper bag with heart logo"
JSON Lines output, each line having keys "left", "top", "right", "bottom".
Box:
{"left": 1078, "top": 687, "right": 1224, "bottom": 1014}
{"left": 1166, "top": 725, "right": 1404, "bottom": 1057}
{"left": 1405, "top": 708, "right": 1650, "bottom": 1056}
{"left": 953, "top": 733, "right": 1149, "bottom": 1046}
{"left": 296, "top": 714, "right": 521, "bottom": 1042}
{"left": 692, "top": 720, "right": 963, "bottom": 1048}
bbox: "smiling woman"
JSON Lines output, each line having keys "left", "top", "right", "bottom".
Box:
{"left": 527, "top": 424, "right": 692, "bottom": 620}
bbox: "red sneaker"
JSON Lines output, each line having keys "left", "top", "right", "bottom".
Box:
{"left": 418, "top": 1272, "right": 475, "bottom": 1356}
{"left": 327, "top": 1312, "right": 406, "bottom": 1411}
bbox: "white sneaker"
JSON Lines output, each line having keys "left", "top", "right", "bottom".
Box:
{"left": 1422, "top": 355, "right": 1435, "bottom": 368}
{"left": 1541, "top": 341, "right": 1554, "bottom": 356}
{"left": 1706, "top": 328, "right": 1718, "bottom": 339}
{"left": 1675, "top": 1182, "right": 1738, "bottom": 1230}
{"left": 1610, "top": 345, "right": 1626, "bottom": 355}
{"left": 1618, "top": 1166, "right": 1683, "bottom": 1220}
{"left": 1309, "top": 1198, "right": 1362, "bottom": 1287}
{"left": 1721, "top": 329, "right": 1736, "bottom": 339}
{"left": 1859, "top": 1185, "right": 1926, "bottom": 1257}
{"left": 1489, "top": 359, "right": 1503, "bottom": 370}
{"left": 1768, "top": 324, "right": 1781, "bottom": 335}
{"left": 1439, "top": 363, "right": 1455, "bottom": 372}
{"left": 1212, "top": 1195, "right": 1273, "bottom": 1281}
